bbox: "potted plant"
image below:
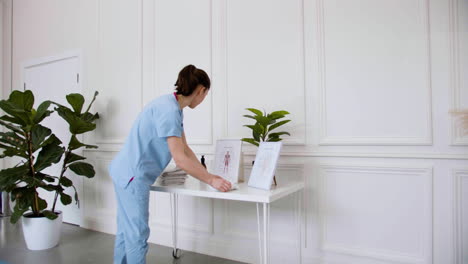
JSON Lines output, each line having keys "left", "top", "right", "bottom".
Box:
{"left": 0, "top": 89, "right": 99, "bottom": 250}
{"left": 241, "top": 108, "right": 291, "bottom": 185}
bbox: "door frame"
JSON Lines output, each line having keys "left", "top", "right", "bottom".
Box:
{"left": 21, "top": 50, "right": 83, "bottom": 90}
{"left": 20, "top": 50, "right": 84, "bottom": 226}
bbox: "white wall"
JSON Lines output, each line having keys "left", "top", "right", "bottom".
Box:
{"left": 0, "top": 2, "right": 3, "bottom": 173}
{"left": 0, "top": 2, "right": 3, "bottom": 102}
{"left": 1, "top": 0, "right": 12, "bottom": 98}
{"left": 0, "top": 0, "right": 8, "bottom": 172}
{"left": 5, "top": 0, "right": 468, "bottom": 263}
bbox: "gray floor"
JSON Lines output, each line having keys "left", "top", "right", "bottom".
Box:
{"left": 0, "top": 216, "right": 246, "bottom": 264}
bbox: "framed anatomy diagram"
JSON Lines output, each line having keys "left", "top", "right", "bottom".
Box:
{"left": 212, "top": 139, "right": 243, "bottom": 183}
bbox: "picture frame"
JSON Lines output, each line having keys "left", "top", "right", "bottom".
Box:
{"left": 248, "top": 142, "right": 282, "bottom": 190}
{"left": 212, "top": 139, "right": 243, "bottom": 183}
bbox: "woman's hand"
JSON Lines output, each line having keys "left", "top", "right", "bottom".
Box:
{"left": 209, "top": 175, "right": 232, "bottom": 192}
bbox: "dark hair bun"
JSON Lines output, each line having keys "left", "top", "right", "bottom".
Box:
{"left": 175, "top": 65, "right": 211, "bottom": 96}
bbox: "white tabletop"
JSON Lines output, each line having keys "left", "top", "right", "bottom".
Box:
{"left": 150, "top": 176, "right": 304, "bottom": 203}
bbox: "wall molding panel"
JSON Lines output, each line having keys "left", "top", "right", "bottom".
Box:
{"left": 8, "top": 0, "right": 468, "bottom": 263}
{"left": 316, "top": 0, "right": 433, "bottom": 146}
{"left": 93, "top": 0, "right": 143, "bottom": 145}
{"left": 222, "top": 164, "right": 305, "bottom": 243}
{"left": 225, "top": 0, "right": 308, "bottom": 145}
{"left": 150, "top": 194, "right": 215, "bottom": 235}
{"left": 449, "top": 0, "right": 468, "bottom": 146}
{"left": 453, "top": 169, "right": 468, "bottom": 264}
{"left": 153, "top": 0, "right": 214, "bottom": 145}
{"left": 319, "top": 164, "right": 433, "bottom": 263}
{"left": 85, "top": 147, "right": 468, "bottom": 161}
{"left": 84, "top": 158, "right": 117, "bottom": 218}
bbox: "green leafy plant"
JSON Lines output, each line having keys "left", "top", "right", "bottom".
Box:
{"left": 241, "top": 108, "right": 291, "bottom": 146}
{"left": 0, "top": 90, "right": 99, "bottom": 224}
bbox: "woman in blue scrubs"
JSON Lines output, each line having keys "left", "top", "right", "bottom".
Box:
{"left": 109, "top": 65, "right": 232, "bottom": 264}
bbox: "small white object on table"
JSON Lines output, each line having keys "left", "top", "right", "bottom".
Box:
{"left": 150, "top": 176, "right": 305, "bottom": 264}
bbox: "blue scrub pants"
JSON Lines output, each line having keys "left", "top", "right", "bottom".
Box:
{"left": 113, "top": 178, "right": 151, "bottom": 264}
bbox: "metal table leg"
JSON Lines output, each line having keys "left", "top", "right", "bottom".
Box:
{"left": 256, "top": 202, "right": 270, "bottom": 264}
{"left": 170, "top": 193, "right": 181, "bottom": 259}
{"left": 256, "top": 203, "right": 263, "bottom": 264}
{"left": 296, "top": 191, "right": 303, "bottom": 264}
{"left": 263, "top": 203, "right": 270, "bottom": 264}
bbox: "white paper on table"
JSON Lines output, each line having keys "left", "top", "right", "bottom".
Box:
{"left": 248, "top": 142, "right": 282, "bottom": 190}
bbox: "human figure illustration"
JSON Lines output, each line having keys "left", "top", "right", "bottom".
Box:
{"left": 223, "top": 151, "right": 231, "bottom": 174}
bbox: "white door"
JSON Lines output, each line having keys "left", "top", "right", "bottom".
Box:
{"left": 23, "top": 53, "right": 83, "bottom": 226}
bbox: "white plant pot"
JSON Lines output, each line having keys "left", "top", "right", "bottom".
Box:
{"left": 21, "top": 211, "right": 63, "bottom": 250}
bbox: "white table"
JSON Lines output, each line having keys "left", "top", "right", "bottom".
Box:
{"left": 150, "top": 177, "right": 304, "bottom": 264}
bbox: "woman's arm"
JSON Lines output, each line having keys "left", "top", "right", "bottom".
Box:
{"left": 181, "top": 132, "right": 201, "bottom": 165}
{"left": 167, "top": 136, "right": 231, "bottom": 192}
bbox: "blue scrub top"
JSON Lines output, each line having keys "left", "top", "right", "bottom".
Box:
{"left": 109, "top": 94, "right": 184, "bottom": 188}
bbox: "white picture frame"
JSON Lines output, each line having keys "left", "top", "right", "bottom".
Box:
{"left": 212, "top": 139, "right": 243, "bottom": 183}
{"left": 248, "top": 142, "right": 282, "bottom": 190}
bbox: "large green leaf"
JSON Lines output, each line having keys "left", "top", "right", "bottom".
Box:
{"left": 0, "top": 118, "right": 24, "bottom": 133}
{"left": 14, "top": 189, "right": 34, "bottom": 211}
{"left": 246, "top": 108, "right": 263, "bottom": 117}
{"left": 81, "top": 112, "right": 99, "bottom": 123}
{"left": 244, "top": 124, "right": 256, "bottom": 130}
{"left": 37, "top": 196, "right": 48, "bottom": 211}
{"left": 64, "top": 152, "right": 86, "bottom": 164}
{"left": 56, "top": 107, "right": 96, "bottom": 134}
{"left": 68, "top": 135, "right": 83, "bottom": 150}
{"left": 244, "top": 124, "right": 263, "bottom": 142}
{"left": 10, "top": 206, "right": 28, "bottom": 224}
{"left": 0, "top": 144, "right": 27, "bottom": 159}
{"left": 267, "top": 119, "right": 291, "bottom": 132}
{"left": 255, "top": 123, "right": 266, "bottom": 137}
{"left": 268, "top": 110, "right": 290, "bottom": 120}
{"left": 23, "top": 176, "right": 45, "bottom": 188}
{"left": 243, "top": 115, "right": 257, "bottom": 120}
{"left": 0, "top": 100, "right": 31, "bottom": 126}
{"left": 11, "top": 186, "right": 30, "bottom": 201}
{"left": 34, "top": 138, "right": 65, "bottom": 172}
{"left": 252, "top": 128, "right": 261, "bottom": 142}
{"left": 68, "top": 135, "right": 98, "bottom": 150}
{"left": 241, "top": 138, "right": 259, "bottom": 147}
{"left": 40, "top": 185, "right": 55, "bottom": 192}
{"left": 31, "top": 125, "right": 52, "bottom": 151}
{"left": 66, "top": 94, "right": 85, "bottom": 114}
{"left": 267, "top": 137, "right": 282, "bottom": 142}
{"left": 43, "top": 210, "right": 59, "bottom": 220}
{"left": 40, "top": 184, "right": 61, "bottom": 192}
{"left": 36, "top": 172, "right": 57, "bottom": 183}
{"left": 33, "top": 101, "right": 53, "bottom": 124}
{"left": 0, "top": 165, "right": 29, "bottom": 191}
{"left": 68, "top": 162, "right": 95, "bottom": 178}
{"left": 40, "top": 182, "right": 63, "bottom": 193}
{"left": 0, "top": 131, "right": 26, "bottom": 149}
{"left": 267, "top": 132, "right": 290, "bottom": 139}
{"left": 254, "top": 116, "right": 270, "bottom": 128}
{"left": 60, "top": 192, "right": 72, "bottom": 205}
{"left": 38, "top": 134, "right": 61, "bottom": 149}
{"left": 0, "top": 114, "right": 25, "bottom": 126}
{"left": 60, "top": 176, "right": 73, "bottom": 187}
{"left": 9, "top": 90, "right": 34, "bottom": 111}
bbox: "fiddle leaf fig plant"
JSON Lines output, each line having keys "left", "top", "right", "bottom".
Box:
{"left": 0, "top": 90, "right": 99, "bottom": 224}
{"left": 241, "top": 108, "right": 291, "bottom": 146}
